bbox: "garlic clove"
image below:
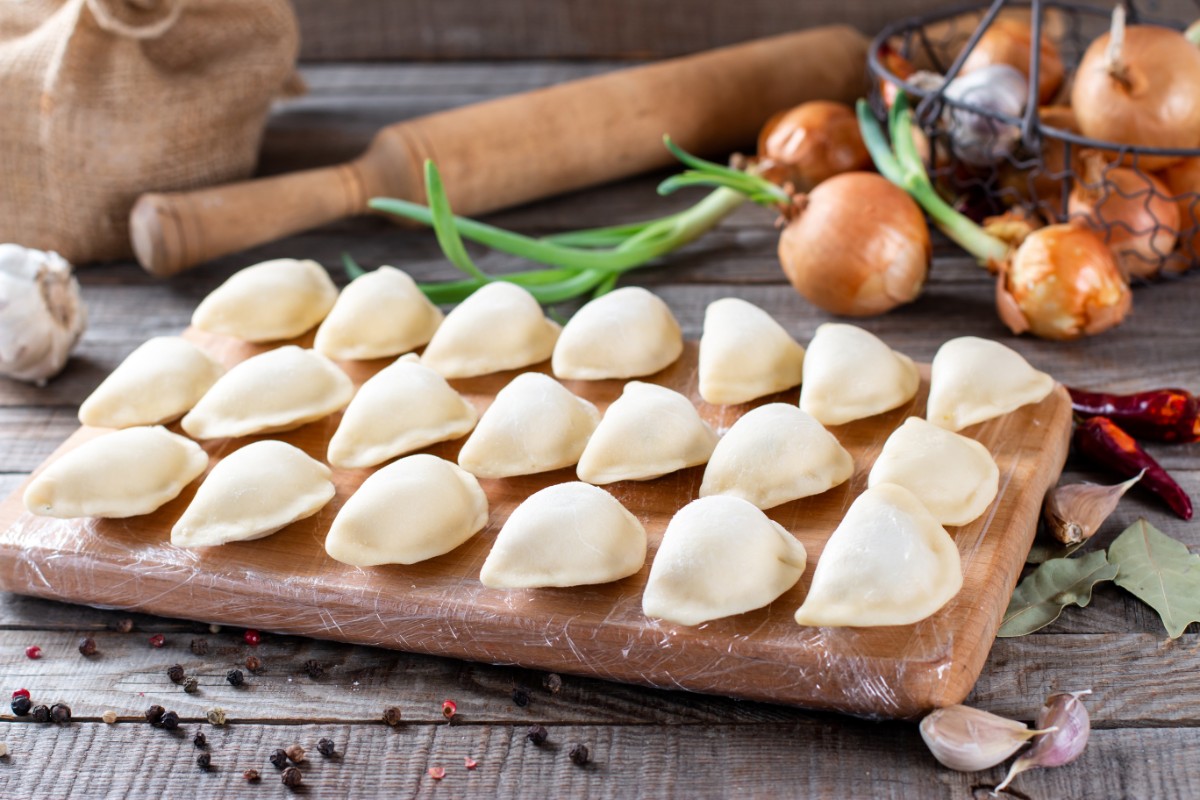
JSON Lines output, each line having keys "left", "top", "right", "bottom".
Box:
{"left": 1044, "top": 473, "right": 1142, "bottom": 545}
{"left": 919, "top": 704, "right": 1045, "bottom": 772}
{"left": 996, "top": 690, "right": 1092, "bottom": 791}
{"left": 0, "top": 244, "right": 86, "bottom": 386}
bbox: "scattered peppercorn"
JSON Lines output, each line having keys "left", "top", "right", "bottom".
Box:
{"left": 512, "top": 687, "right": 530, "bottom": 707}
{"left": 10, "top": 695, "right": 32, "bottom": 717}
{"left": 568, "top": 743, "right": 590, "bottom": 766}
{"left": 11, "top": 689, "right": 30, "bottom": 700}
{"left": 113, "top": 618, "right": 134, "bottom": 633}
{"left": 49, "top": 703, "right": 71, "bottom": 724}
{"left": 24, "top": 645, "right": 41, "bottom": 660}
{"left": 441, "top": 699, "right": 457, "bottom": 720}
{"left": 226, "top": 669, "right": 245, "bottom": 687}
{"left": 243, "top": 769, "right": 261, "bottom": 782}
{"left": 543, "top": 673, "right": 563, "bottom": 694}
{"left": 78, "top": 637, "right": 97, "bottom": 656}
{"left": 303, "top": 659, "right": 325, "bottom": 680}
{"left": 196, "top": 752, "right": 211, "bottom": 770}
{"left": 184, "top": 678, "right": 199, "bottom": 694}
{"left": 243, "top": 629, "right": 261, "bottom": 646}
{"left": 281, "top": 766, "right": 302, "bottom": 788}
{"left": 148, "top": 634, "right": 166, "bottom": 648}
{"left": 190, "top": 638, "right": 209, "bottom": 656}
{"left": 285, "top": 744, "right": 306, "bottom": 764}
{"left": 193, "top": 730, "right": 207, "bottom": 748}
{"left": 206, "top": 707, "right": 226, "bottom": 726}
{"left": 269, "top": 749, "right": 289, "bottom": 770}
{"left": 209, "top": 624, "right": 221, "bottom": 634}
{"left": 145, "top": 705, "right": 166, "bottom": 725}
{"left": 30, "top": 705, "right": 50, "bottom": 723}
{"left": 526, "top": 724, "right": 548, "bottom": 746}
{"left": 464, "top": 756, "right": 478, "bottom": 770}
{"left": 316, "top": 738, "right": 336, "bottom": 758}
{"left": 102, "top": 710, "right": 117, "bottom": 724}
{"left": 428, "top": 767, "right": 446, "bottom": 780}
{"left": 382, "top": 706, "right": 403, "bottom": 727}
{"left": 245, "top": 655, "right": 263, "bottom": 673}
{"left": 167, "top": 664, "right": 186, "bottom": 684}
{"left": 160, "top": 710, "right": 180, "bottom": 730}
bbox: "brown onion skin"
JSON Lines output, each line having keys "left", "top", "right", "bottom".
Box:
{"left": 1068, "top": 162, "right": 1179, "bottom": 279}
{"left": 777, "top": 172, "right": 930, "bottom": 317}
{"left": 1160, "top": 157, "right": 1200, "bottom": 273}
{"left": 961, "top": 18, "right": 1064, "bottom": 104}
{"left": 1072, "top": 25, "right": 1200, "bottom": 170}
{"left": 757, "top": 101, "right": 872, "bottom": 191}
{"left": 1003, "top": 223, "right": 1132, "bottom": 340}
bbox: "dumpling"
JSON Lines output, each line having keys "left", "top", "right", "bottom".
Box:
{"left": 479, "top": 482, "right": 646, "bottom": 588}
{"left": 181, "top": 346, "right": 354, "bottom": 440}
{"left": 552, "top": 287, "right": 683, "bottom": 380}
{"left": 576, "top": 381, "right": 718, "bottom": 485}
{"left": 457, "top": 372, "right": 599, "bottom": 479}
{"left": 926, "top": 336, "right": 1056, "bottom": 431}
{"left": 324, "top": 454, "right": 488, "bottom": 566}
{"left": 24, "top": 426, "right": 207, "bottom": 519}
{"left": 642, "top": 495, "right": 807, "bottom": 626}
{"left": 171, "top": 441, "right": 334, "bottom": 547}
{"left": 794, "top": 483, "right": 963, "bottom": 628}
{"left": 314, "top": 266, "right": 443, "bottom": 360}
{"left": 192, "top": 258, "right": 337, "bottom": 342}
{"left": 328, "top": 355, "right": 477, "bottom": 469}
{"left": 799, "top": 323, "right": 920, "bottom": 426}
{"left": 79, "top": 337, "right": 224, "bottom": 428}
{"left": 420, "top": 282, "right": 559, "bottom": 378}
{"left": 868, "top": 417, "right": 1000, "bottom": 526}
{"left": 698, "top": 298, "right": 805, "bottom": 405}
{"left": 700, "top": 404, "right": 852, "bottom": 509}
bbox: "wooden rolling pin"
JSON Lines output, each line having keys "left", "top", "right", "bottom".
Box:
{"left": 130, "top": 26, "right": 868, "bottom": 276}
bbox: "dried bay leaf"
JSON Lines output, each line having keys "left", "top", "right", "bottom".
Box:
{"left": 1108, "top": 518, "right": 1200, "bottom": 639}
{"left": 998, "top": 550, "right": 1119, "bottom": 637}
{"left": 1026, "top": 537, "right": 1086, "bottom": 565}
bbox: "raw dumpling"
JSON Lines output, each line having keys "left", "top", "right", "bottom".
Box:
{"left": 181, "top": 346, "right": 354, "bottom": 440}
{"left": 794, "top": 483, "right": 963, "bottom": 628}
{"left": 799, "top": 323, "right": 920, "bottom": 426}
{"left": 171, "top": 441, "right": 334, "bottom": 547}
{"left": 552, "top": 287, "right": 683, "bottom": 380}
{"left": 24, "top": 426, "right": 207, "bottom": 519}
{"left": 868, "top": 417, "right": 1000, "bottom": 526}
{"left": 192, "top": 258, "right": 337, "bottom": 342}
{"left": 576, "top": 381, "right": 718, "bottom": 485}
{"left": 420, "top": 282, "right": 559, "bottom": 378}
{"left": 926, "top": 336, "right": 1056, "bottom": 431}
{"left": 78, "top": 337, "right": 224, "bottom": 428}
{"left": 642, "top": 495, "right": 807, "bottom": 626}
{"left": 324, "top": 454, "right": 488, "bottom": 566}
{"left": 479, "top": 482, "right": 646, "bottom": 588}
{"left": 328, "top": 355, "right": 477, "bottom": 469}
{"left": 698, "top": 298, "right": 805, "bottom": 405}
{"left": 700, "top": 404, "right": 852, "bottom": 509}
{"left": 457, "top": 372, "right": 599, "bottom": 479}
{"left": 314, "top": 266, "right": 443, "bottom": 360}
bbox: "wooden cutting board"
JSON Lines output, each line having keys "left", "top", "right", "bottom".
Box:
{"left": 0, "top": 330, "right": 1071, "bottom": 718}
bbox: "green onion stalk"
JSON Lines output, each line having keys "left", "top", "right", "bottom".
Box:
{"left": 356, "top": 139, "right": 796, "bottom": 307}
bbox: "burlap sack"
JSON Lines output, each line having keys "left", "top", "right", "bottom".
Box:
{"left": 0, "top": 0, "right": 298, "bottom": 263}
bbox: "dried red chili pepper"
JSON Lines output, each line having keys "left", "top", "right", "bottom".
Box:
{"left": 1073, "top": 417, "right": 1193, "bottom": 520}
{"left": 1068, "top": 387, "right": 1200, "bottom": 443}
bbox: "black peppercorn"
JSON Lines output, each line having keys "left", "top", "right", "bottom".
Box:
{"left": 190, "top": 638, "right": 209, "bottom": 656}
{"left": 245, "top": 655, "right": 263, "bottom": 673}
{"left": 161, "top": 710, "right": 180, "bottom": 730}
{"left": 281, "top": 766, "right": 302, "bottom": 788}
{"left": 184, "top": 677, "right": 199, "bottom": 694}
{"left": 112, "top": 617, "right": 134, "bottom": 634}
{"left": 78, "top": 636, "right": 97, "bottom": 656}
{"left": 196, "top": 752, "right": 211, "bottom": 770}
{"left": 512, "top": 687, "right": 530, "bottom": 707}
{"left": 11, "top": 695, "right": 32, "bottom": 716}
{"left": 145, "top": 704, "right": 165, "bottom": 725}
{"left": 167, "top": 664, "right": 186, "bottom": 684}
{"left": 193, "top": 730, "right": 207, "bottom": 748}
{"left": 568, "top": 743, "right": 590, "bottom": 766}
{"left": 543, "top": 673, "right": 563, "bottom": 694}
{"left": 526, "top": 724, "right": 548, "bottom": 746}
{"left": 30, "top": 704, "right": 51, "bottom": 723}
{"left": 243, "top": 769, "right": 261, "bottom": 782}
{"left": 316, "top": 737, "right": 336, "bottom": 758}
{"left": 226, "top": 669, "right": 245, "bottom": 687}
{"left": 382, "top": 706, "right": 402, "bottom": 726}
{"left": 303, "top": 659, "right": 325, "bottom": 680}
{"left": 269, "top": 748, "right": 289, "bottom": 770}
{"left": 50, "top": 703, "right": 72, "bottom": 724}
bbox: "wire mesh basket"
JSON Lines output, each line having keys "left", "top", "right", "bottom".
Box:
{"left": 867, "top": 0, "right": 1200, "bottom": 277}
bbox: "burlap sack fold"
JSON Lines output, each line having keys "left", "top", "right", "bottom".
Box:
{"left": 0, "top": 0, "right": 298, "bottom": 263}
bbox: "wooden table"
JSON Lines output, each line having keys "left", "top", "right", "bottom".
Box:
{"left": 1, "top": 60, "right": 1198, "bottom": 800}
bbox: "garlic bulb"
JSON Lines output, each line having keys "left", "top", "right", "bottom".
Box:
{"left": 0, "top": 244, "right": 86, "bottom": 385}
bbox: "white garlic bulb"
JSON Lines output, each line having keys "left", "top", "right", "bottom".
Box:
{"left": 0, "top": 245, "right": 86, "bottom": 385}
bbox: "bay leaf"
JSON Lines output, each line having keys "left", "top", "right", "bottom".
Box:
{"left": 1026, "top": 537, "right": 1086, "bottom": 564}
{"left": 1108, "top": 518, "right": 1200, "bottom": 639}
{"left": 998, "top": 550, "right": 1119, "bottom": 637}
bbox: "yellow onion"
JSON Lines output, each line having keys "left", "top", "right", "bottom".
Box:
{"left": 997, "top": 106, "right": 1086, "bottom": 220}
{"left": 1160, "top": 157, "right": 1200, "bottom": 273}
{"left": 996, "top": 223, "right": 1132, "bottom": 340}
{"left": 757, "top": 101, "right": 872, "bottom": 191}
{"left": 961, "top": 17, "right": 1064, "bottom": 104}
{"left": 1071, "top": 7, "right": 1200, "bottom": 170}
{"left": 1068, "top": 152, "right": 1179, "bottom": 279}
{"left": 777, "top": 172, "right": 930, "bottom": 316}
